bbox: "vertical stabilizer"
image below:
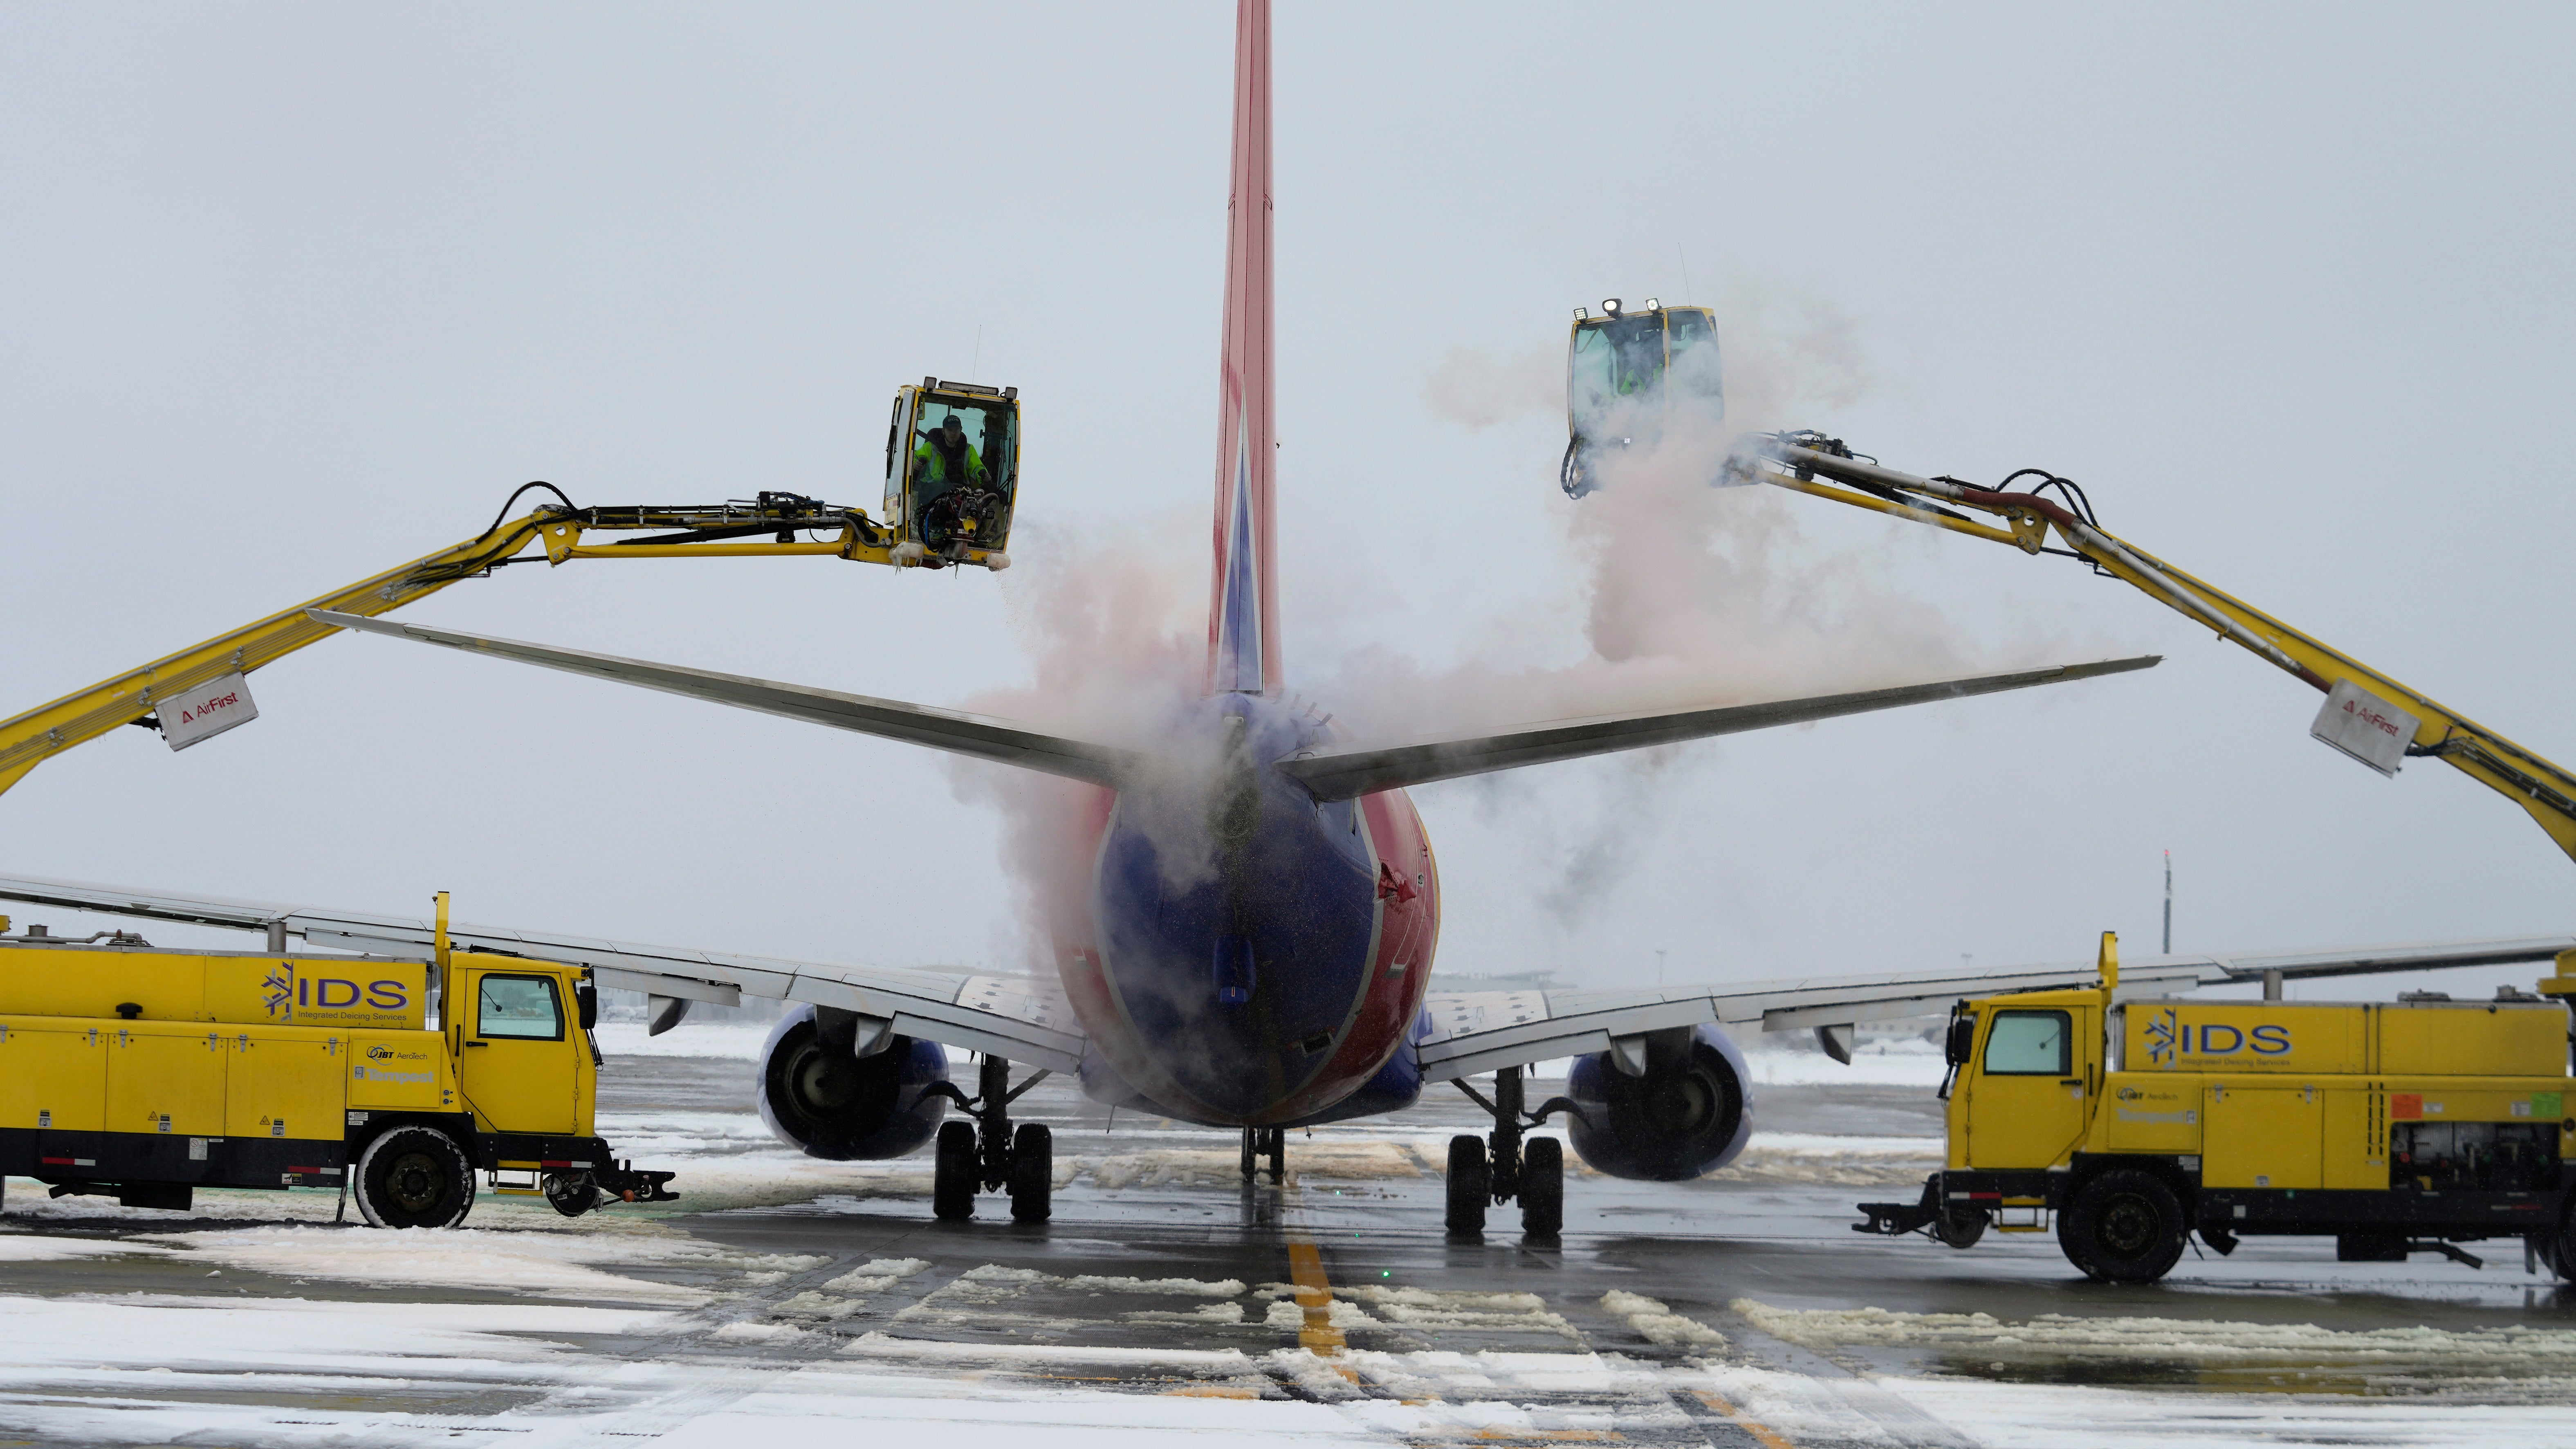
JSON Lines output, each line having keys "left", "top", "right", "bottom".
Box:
{"left": 1206, "top": 0, "right": 1279, "bottom": 696}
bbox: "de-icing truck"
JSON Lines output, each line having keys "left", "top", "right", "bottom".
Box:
{"left": 1859, "top": 935, "right": 2576, "bottom": 1282}
{"left": 0, "top": 895, "right": 673, "bottom": 1225}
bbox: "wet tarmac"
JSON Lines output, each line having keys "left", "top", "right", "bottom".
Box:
{"left": 3, "top": 1048, "right": 2573, "bottom": 1446}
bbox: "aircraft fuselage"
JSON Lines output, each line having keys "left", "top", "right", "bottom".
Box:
{"left": 1060, "top": 692, "right": 1439, "bottom": 1126}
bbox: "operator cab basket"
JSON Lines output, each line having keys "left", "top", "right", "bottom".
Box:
{"left": 884, "top": 378, "right": 1021, "bottom": 568}
{"left": 1562, "top": 298, "right": 1723, "bottom": 498}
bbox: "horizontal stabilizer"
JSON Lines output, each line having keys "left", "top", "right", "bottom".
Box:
{"left": 308, "top": 610, "right": 1140, "bottom": 787}
{"left": 1274, "top": 656, "right": 2160, "bottom": 801}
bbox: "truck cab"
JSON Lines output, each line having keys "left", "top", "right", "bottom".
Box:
{"left": 1560, "top": 299, "right": 1723, "bottom": 498}
{"left": 452, "top": 958, "right": 594, "bottom": 1140}
{"left": 1950, "top": 990, "right": 2104, "bottom": 1173}
{"left": 1863, "top": 934, "right": 2576, "bottom": 1283}
{"left": 882, "top": 378, "right": 1020, "bottom": 567}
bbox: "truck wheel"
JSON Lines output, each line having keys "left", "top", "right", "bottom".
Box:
{"left": 1444, "top": 1135, "right": 1489, "bottom": 1236}
{"left": 2058, "top": 1170, "right": 2187, "bottom": 1283}
{"left": 932, "top": 1121, "right": 977, "bottom": 1221}
{"left": 1520, "top": 1137, "right": 1564, "bottom": 1238}
{"left": 2541, "top": 1201, "right": 2576, "bottom": 1281}
{"left": 354, "top": 1126, "right": 476, "bottom": 1230}
{"left": 1932, "top": 1208, "right": 1989, "bottom": 1250}
{"left": 543, "top": 1171, "right": 600, "bottom": 1219}
{"left": 1007, "top": 1123, "right": 1052, "bottom": 1223}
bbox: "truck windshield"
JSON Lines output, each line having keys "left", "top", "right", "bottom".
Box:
{"left": 478, "top": 975, "right": 563, "bottom": 1041}
{"left": 905, "top": 397, "right": 1019, "bottom": 550}
{"left": 1983, "top": 1009, "right": 2070, "bottom": 1074}
{"left": 1568, "top": 314, "right": 1668, "bottom": 438}
{"left": 1664, "top": 307, "right": 1723, "bottom": 412}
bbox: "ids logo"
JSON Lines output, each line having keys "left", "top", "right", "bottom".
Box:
{"left": 2145, "top": 1007, "right": 2291, "bottom": 1065}
{"left": 257, "top": 965, "right": 408, "bottom": 1019}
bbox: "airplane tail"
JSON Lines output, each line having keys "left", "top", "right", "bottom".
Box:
{"left": 1205, "top": 0, "right": 1279, "bottom": 698}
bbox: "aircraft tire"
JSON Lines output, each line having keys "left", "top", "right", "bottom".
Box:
{"left": 1520, "top": 1138, "right": 1564, "bottom": 1238}
{"left": 932, "top": 1121, "right": 977, "bottom": 1221}
{"left": 1008, "top": 1124, "right": 1053, "bottom": 1223}
{"left": 2058, "top": 1169, "right": 2187, "bottom": 1283}
{"left": 1444, "top": 1135, "right": 1489, "bottom": 1236}
{"left": 354, "top": 1126, "right": 476, "bottom": 1230}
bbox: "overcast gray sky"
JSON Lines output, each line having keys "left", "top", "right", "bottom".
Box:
{"left": 6, "top": 3, "right": 2572, "bottom": 1005}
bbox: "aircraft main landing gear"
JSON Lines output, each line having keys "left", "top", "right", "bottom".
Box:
{"left": 1447, "top": 1065, "right": 1572, "bottom": 1238}
{"left": 927, "top": 1055, "right": 1053, "bottom": 1222}
{"left": 1239, "top": 1126, "right": 1286, "bottom": 1184}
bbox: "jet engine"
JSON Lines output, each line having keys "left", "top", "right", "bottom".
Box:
{"left": 1562, "top": 1023, "right": 1753, "bottom": 1181}
{"left": 756, "top": 1003, "right": 951, "bottom": 1160}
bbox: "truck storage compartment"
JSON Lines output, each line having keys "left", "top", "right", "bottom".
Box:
{"left": 2378, "top": 1001, "right": 2566, "bottom": 1077}
{"left": 2389, "top": 1119, "right": 2560, "bottom": 1192}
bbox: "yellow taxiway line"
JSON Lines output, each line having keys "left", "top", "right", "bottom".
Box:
{"left": 1694, "top": 1389, "right": 1797, "bottom": 1449}
{"left": 1284, "top": 1233, "right": 1347, "bottom": 1355}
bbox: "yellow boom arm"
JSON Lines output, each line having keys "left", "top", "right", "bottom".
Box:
{"left": 0, "top": 488, "right": 921, "bottom": 801}
{"left": 1741, "top": 437, "right": 2576, "bottom": 864}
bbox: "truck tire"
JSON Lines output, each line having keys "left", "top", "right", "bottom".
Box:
{"left": 2539, "top": 1200, "right": 2576, "bottom": 1281}
{"left": 932, "top": 1120, "right": 977, "bottom": 1221}
{"left": 543, "top": 1171, "right": 601, "bottom": 1218}
{"left": 354, "top": 1126, "right": 476, "bottom": 1230}
{"left": 1932, "top": 1207, "right": 1989, "bottom": 1250}
{"left": 1520, "top": 1137, "right": 1564, "bottom": 1238}
{"left": 1444, "top": 1135, "right": 1489, "bottom": 1236}
{"left": 1007, "top": 1123, "right": 1052, "bottom": 1223}
{"left": 2058, "top": 1169, "right": 2187, "bottom": 1283}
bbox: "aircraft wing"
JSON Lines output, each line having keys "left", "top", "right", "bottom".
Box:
{"left": 1274, "top": 657, "right": 2160, "bottom": 801}
{"left": 0, "top": 872, "right": 1086, "bottom": 1074}
{"left": 1413, "top": 934, "right": 2576, "bottom": 1081}
{"left": 307, "top": 610, "right": 1140, "bottom": 788}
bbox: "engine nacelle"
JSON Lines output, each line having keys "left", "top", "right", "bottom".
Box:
{"left": 1564, "top": 1023, "right": 1754, "bottom": 1181}
{"left": 756, "top": 1004, "right": 951, "bottom": 1160}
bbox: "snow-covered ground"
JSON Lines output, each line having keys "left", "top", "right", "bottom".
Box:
{"left": 4, "top": 1046, "right": 2569, "bottom": 1445}
{"left": 4, "top": 1212, "right": 2575, "bottom": 1448}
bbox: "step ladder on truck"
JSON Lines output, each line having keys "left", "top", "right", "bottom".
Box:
{"left": 1557, "top": 298, "right": 2576, "bottom": 871}
{"left": 0, "top": 376, "right": 1023, "bottom": 801}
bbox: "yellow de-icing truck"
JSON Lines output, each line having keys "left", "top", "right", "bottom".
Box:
{"left": 1858, "top": 934, "right": 2576, "bottom": 1282}
{"left": 0, "top": 895, "right": 673, "bottom": 1226}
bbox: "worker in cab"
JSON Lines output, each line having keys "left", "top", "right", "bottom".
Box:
{"left": 912, "top": 414, "right": 990, "bottom": 491}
